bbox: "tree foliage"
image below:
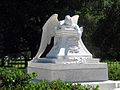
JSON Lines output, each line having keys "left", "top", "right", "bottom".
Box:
{"left": 0, "top": 0, "right": 119, "bottom": 60}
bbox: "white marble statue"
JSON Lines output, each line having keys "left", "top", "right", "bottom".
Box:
{"left": 28, "top": 14, "right": 108, "bottom": 82}
{"left": 32, "top": 14, "right": 93, "bottom": 63}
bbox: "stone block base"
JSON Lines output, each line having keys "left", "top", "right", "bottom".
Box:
{"left": 81, "top": 81, "right": 120, "bottom": 90}
{"left": 34, "top": 57, "right": 100, "bottom": 64}
{"left": 28, "top": 62, "right": 108, "bottom": 82}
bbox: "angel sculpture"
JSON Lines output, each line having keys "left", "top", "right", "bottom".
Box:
{"left": 32, "top": 14, "right": 87, "bottom": 62}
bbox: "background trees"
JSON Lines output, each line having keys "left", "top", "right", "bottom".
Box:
{"left": 0, "top": 0, "right": 119, "bottom": 60}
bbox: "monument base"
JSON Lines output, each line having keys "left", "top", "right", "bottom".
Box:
{"left": 81, "top": 81, "right": 120, "bottom": 90}
{"left": 28, "top": 61, "right": 108, "bottom": 82}
{"left": 33, "top": 57, "right": 100, "bottom": 64}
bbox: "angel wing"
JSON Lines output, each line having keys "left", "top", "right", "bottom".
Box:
{"left": 33, "top": 14, "right": 59, "bottom": 60}
{"left": 71, "top": 15, "right": 79, "bottom": 25}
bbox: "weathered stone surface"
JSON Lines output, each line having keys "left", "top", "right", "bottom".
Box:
{"left": 28, "top": 62, "right": 108, "bottom": 82}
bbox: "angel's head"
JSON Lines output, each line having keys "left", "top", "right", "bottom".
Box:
{"left": 65, "top": 15, "right": 71, "bottom": 20}
{"left": 64, "top": 15, "right": 72, "bottom": 25}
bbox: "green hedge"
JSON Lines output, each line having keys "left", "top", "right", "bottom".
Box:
{"left": 0, "top": 67, "right": 99, "bottom": 90}
{"left": 107, "top": 61, "right": 120, "bottom": 80}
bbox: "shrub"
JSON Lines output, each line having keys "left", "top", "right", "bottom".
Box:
{"left": 0, "top": 67, "right": 37, "bottom": 90}
{"left": 108, "top": 62, "right": 120, "bottom": 80}
{"left": 0, "top": 67, "right": 99, "bottom": 90}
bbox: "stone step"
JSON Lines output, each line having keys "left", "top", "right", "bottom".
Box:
{"left": 81, "top": 81, "right": 120, "bottom": 90}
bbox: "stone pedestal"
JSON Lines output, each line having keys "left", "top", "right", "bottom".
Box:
{"left": 28, "top": 61, "right": 108, "bottom": 82}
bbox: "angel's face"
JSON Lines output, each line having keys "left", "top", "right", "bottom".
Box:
{"left": 64, "top": 15, "right": 72, "bottom": 25}
{"left": 65, "top": 15, "right": 71, "bottom": 20}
